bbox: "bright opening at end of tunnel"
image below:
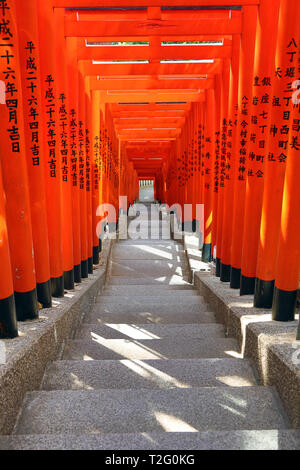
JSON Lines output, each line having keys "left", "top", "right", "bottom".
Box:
{"left": 0, "top": 1, "right": 299, "bottom": 453}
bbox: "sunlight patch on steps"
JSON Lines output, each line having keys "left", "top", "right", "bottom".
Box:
{"left": 103, "top": 324, "right": 161, "bottom": 340}
{"left": 216, "top": 375, "right": 255, "bottom": 387}
{"left": 120, "top": 359, "right": 189, "bottom": 388}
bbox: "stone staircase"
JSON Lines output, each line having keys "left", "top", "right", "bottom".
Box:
{"left": 1, "top": 203, "right": 299, "bottom": 450}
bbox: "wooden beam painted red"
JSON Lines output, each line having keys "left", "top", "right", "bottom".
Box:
{"left": 65, "top": 18, "right": 242, "bottom": 37}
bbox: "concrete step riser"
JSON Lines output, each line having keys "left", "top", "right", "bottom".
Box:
{"left": 42, "top": 358, "right": 257, "bottom": 391}
{"left": 94, "top": 297, "right": 206, "bottom": 306}
{"left": 13, "top": 387, "right": 288, "bottom": 435}
{"left": 102, "top": 289, "right": 198, "bottom": 296}
{"left": 90, "top": 304, "right": 211, "bottom": 316}
{"left": 103, "top": 285, "right": 194, "bottom": 292}
{"left": 75, "top": 323, "right": 225, "bottom": 340}
{"left": 62, "top": 338, "right": 239, "bottom": 361}
{"left": 2, "top": 430, "right": 300, "bottom": 450}
{"left": 84, "top": 311, "right": 217, "bottom": 325}
{"left": 107, "top": 277, "right": 191, "bottom": 286}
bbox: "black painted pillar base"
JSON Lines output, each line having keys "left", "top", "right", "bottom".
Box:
{"left": 108, "top": 222, "right": 117, "bottom": 235}
{"left": 88, "top": 257, "right": 93, "bottom": 274}
{"left": 254, "top": 278, "right": 274, "bottom": 308}
{"left": 51, "top": 276, "right": 64, "bottom": 298}
{"left": 230, "top": 267, "right": 241, "bottom": 289}
{"left": 81, "top": 259, "right": 89, "bottom": 279}
{"left": 0, "top": 294, "right": 18, "bottom": 338}
{"left": 216, "top": 258, "right": 221, "bottom": 277}
{"left": 202, "top": 243, "right": 212, "bottom": 262}
{"left": 37, "top": 280, "right": 52, "bottom": 308}
{"left": 183, "top": 221, "right": 193, "bottom": 233}
{"left": 93, "top": 245, "right": 99, "bottom": 265}
{"left": 63, "top": 269, "right": 75, "bottom": 291}
{"left": 220, "top": 263, "right": 231, "bottom": 283}
{"left": 192, "top": 219, "right": 197, "bottom": 233}
{"left": 15, "top": 288, "right": 39, "bottom": 321}
{"left": 74, "top": 264, "right": 81, "bottom": 283}
{"left": 240, "top": 275, "right": 255, "bottom": 295}
{"left": 272, "top": 287, "right": 297, "bottom": 322}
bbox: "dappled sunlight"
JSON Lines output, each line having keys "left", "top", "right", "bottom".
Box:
{"left": 2, "top": 2, "right": 298, "bottom": 451}
{"left": 222, "top": 390, "right": 247, "bottom": 410}
{"left": 219, "top": 403, "right": 246, "bottom": 419}
{"left": 239, "top": 430, "right": 281, "bottom": 451}
{"left": 104, "top": 324, "right": 160, "bottom": 340}
{"left": 225, "top": 350, "right": 243, "bottom": 359}
{"left": 134, "top": 244, "right": 180, "bottom": 261}
{"left": 154, "top": 412, "right": 198, "bottom": 432}
{"left": 64, "top": 292, "right": 76, "bottom": 299}
{"left": 216, "top": 375, "right": 254, "bottom": 387}
{"left": 120, "top": 359, "right": 190, "bottom": 388}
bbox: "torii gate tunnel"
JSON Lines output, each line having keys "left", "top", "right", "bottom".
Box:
{"left": 0, "top": 0, "right": 299, "bottom": 339}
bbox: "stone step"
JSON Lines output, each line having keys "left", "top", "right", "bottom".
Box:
{"left": 116, "top": 239, "right": 180, "bottom": 246}
{"left": 42, "top": 358, "right": 257, "bottom": 391}
{"left": 110, "top": 260, "right": 189, "bottom": 277}
{"left": 103, "top": 285, "right": 195, "bottom": 293}
{"left": 75, "top": 323, "right": 225, "bottom": 340}
{"left": 126, "top": 234, "right": 172, "bottom": 241}
{"left": 125, "top": 225, "right": 171, "bottom": 229}
{"left": 13, "top": 386, "right": 288, "bottom": 435}
{"left": 62, "top": 337, "right": 239, "bottom": 361}
{"left": 2, "top": 430, "right": 299, "bottom": 450}
{"left": 85, "top": 309, "right": 217, "bottom": 325}
{"left": 107, "top": 275, "right": 191, "bottom": 286}
{"left": 102, "top": 286, "right": 196, "bottom": 296}
{"left": 90, "top": 301, "right": 210, "bottom": 316}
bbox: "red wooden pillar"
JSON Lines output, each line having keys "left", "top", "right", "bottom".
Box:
{"left": 85, "top": 76, "right": 93, "bottom": 274}
{"left": 255, "top": 0, "right": 300, "bottom": 308}
{"left": 216, "top": 59, "right": 230, "bottom": 276}
{"left": 91, "top": 90, "right": 100, "bottom": 263}
{"left": 54, "top": 7, "right": 74, "bottom": 290}
{"left": 271, "top": 0, "right": 300, "bottom": 321}
{"left": 78, "top": 62, "right": 88, "bottom": 278}
{"left": 273, "top": 99, "right": 300, "bottom": 321}
{"left": 212, "top": 83, "right": 221, "bottom": 254}
{"left": 230, "top": 5, "right": 258, "bottom": 288}
{"left": 202, "top": 89, "right": 216, "bottom": 262}
{"left": 0, "top": 165, "right": 18, "bottom": 338}
{"left": 0, "top": 0, "right": 38, "bottom": 320}
{"left": 191, "top": 105, "right": 197, "bottom": 229}
{"left": 199, "top": 102, "right": 206, "bottom": 209}
{"left": 16, "top": 0, "right": 52, "bottom": 306}
{"left": 37, "top": 0, "right": 64, "bottom": 297}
